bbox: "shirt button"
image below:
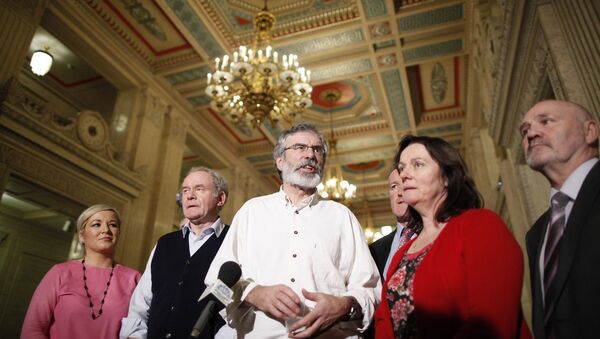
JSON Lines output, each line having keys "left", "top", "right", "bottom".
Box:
{"left": 295, "top": 210, "right": 299, "bottom": 214}
{"left": 294, "top": 230, "right": 298, "bottom": 235}
{"left": 291, "top": 278, "right": 295, "bottom": 282}
{"left": 165, "top": 333, "right": 172, "bottom": 338}
{"left": 292, "top": 254, "right": 297, "bottom": 258}
{"left": 178, "top": 281, "right": 183, "bottom": 286}
{"left": 170, "top": 306, "right": 175, "bottom": 311}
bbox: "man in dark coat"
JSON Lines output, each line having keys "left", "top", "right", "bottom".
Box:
{"left": 520, "top": 100, "right": 600, "bottom": 339}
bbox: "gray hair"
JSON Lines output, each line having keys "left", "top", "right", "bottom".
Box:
{"left": 76, "top": 204, "right": 121, "bottom": 234}
{"left": 273, "top": 123, "right": 329, "bottom": 161}
{"left": 185, "top": 166, "right": 229, "bottom": 198}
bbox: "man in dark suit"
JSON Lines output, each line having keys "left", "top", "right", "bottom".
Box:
{"left": 369, "top": 168, "right": 415, "bottom": 280}
{"left": 365, "top": 168, "right": 415, "bottom": 339}
{"left": 520, "top": 100, "right": 599, "bottom": 339}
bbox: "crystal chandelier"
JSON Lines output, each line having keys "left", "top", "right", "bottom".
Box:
{"left": 205, "top": 4, "right": 313, "bottom": 128}
{"left": 317, "top": 89, "right": 357, "bottom": 203}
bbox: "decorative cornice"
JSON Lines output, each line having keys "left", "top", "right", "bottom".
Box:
{"left": 0, "top": 138, "right": 131, "bottom": 206}
{"left": 83, "top": 0, "right": 154, "bottom": 65}
{"left": 0, "top": 78, "right": 145, "bottom": 189}
{"left": 420, "top": 108, "right": 465, "bottom": 123}
{"left": 330, "top": 121, "right": 390, "bottom": 138}
{"left": 152, "top": 51, "right": 201, "bottom": 73}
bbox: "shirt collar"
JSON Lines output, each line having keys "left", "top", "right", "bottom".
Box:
{"left": 277, "top": 186, "right": 320, "bottom": 210}
{"left": 550, "top": 157, "right": 599, "bottom": 202}
{"left": 181, "top": 217, "right": 225, "bottom": 238}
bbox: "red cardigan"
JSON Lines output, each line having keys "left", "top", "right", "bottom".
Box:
{"left": 374, "top": 209, "right": 531, "bottom": 339}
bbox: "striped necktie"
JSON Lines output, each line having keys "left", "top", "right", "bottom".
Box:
{"left": 543, "top": 191, "right": 570, "bottom": 326}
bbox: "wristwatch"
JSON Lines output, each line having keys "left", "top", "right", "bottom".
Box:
{"left": 344, "top": 297, "right": 362, "bottom": 321}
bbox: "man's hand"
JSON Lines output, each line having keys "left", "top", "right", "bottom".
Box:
{"left": 245, "top": 284, "right": 302, "bottom": 319}
{"left": 287, "top": 289, "right": 353, "bottom": 338}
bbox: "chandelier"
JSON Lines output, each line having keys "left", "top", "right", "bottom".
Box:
{"left": 205, "top": 4, "right": 313, "bottom": 128}
{"left": 317, "top": 89, "right": 357, "bottom": 203}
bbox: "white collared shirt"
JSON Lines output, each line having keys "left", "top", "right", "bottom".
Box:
{"left": 120, "top": 218, "right": 226, "bottom": 339}
{"left": 383, "top": 222, "right": 416, "bottom": 278}
{"left": 539, "top": 157, "right": 599, "bottom": 303}
{"left": 205, "top": 189, "right": 381, "bottom": 338}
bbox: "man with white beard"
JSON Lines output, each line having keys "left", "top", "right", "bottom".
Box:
{"left": 206, "top": 123, "right": 380, "bottom": 339}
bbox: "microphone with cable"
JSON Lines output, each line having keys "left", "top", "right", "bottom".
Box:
{"left": 189, "top": 261, "right": 241, "bottom": 338}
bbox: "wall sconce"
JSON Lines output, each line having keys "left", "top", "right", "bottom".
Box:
{"left": 30, "top": 48, "right": 53, "bottom": 76}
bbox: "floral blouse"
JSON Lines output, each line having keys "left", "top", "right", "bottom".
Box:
{"left": 385, "top": 243, "right": 433, "bottom": 338}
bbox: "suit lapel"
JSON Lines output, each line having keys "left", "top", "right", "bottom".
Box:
{"left": 378, "top": 230, "right": 396, "bottom": 270}
{"left": 527, "top": 213, "right": 549, "bottom": 338}
{"left": 546, "top": 162, "right": 600, "bottom": 318}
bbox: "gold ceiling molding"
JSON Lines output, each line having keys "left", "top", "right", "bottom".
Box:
{"left": 420, "top": 108, "right": 465, "bottom": 123}
{"left": 199, "top": 1, "right": 359, "bottom": 47}
{"left": 197, "top": 0, "right": 237, "bottom": 47}
{"left": 236, "top": 6, "right": 360, "bottom": 44}
{"left": 152, "top": 51, "right": 202, "bottom": 73}
{"left": 327, "top": 121, "right": 390, "bottom": 138}
{"left": 83, "top": 0, "right": 154, "bottom": 65}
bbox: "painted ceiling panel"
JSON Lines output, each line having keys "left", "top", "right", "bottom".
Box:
{"left": 277, "top": 29, "right": 365, "bottom": 57}
{"left": 397, "top": 3, "right": 463, "bottom": 32}
{"left": 403, "top": 38, "right": 463, "bottom": 62}
{"left": 362, "top": 0, "right": 389, "bottom": 19}
{"left": 382, "top": 69, "right": 411, "bottom": 130}
{"left": 310, "top": 59, "right": 373, "bottom": 82}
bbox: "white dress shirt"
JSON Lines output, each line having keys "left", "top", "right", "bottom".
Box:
{"left": 120, "top": 218, "right": 226, "bottom": 339}
{"left": 205, "top": 189, "right": 381, "bottom": 339}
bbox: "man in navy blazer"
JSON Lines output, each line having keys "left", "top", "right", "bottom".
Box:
{"left": 520, "top": 100, "right": 600, "bottom": 339}
{"left": 369, "top": 168, "right": 414, "bottom": 280}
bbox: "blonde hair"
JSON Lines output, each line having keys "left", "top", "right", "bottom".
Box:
{"left": 76, "top": 204, "right": 121, "bottom": 234}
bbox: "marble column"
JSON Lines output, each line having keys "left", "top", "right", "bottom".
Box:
{"left": 117, "top": 88, "right": 186, "bottom": 269}
{"left": 0, "top": 0, "right": 48, "bottom": 86}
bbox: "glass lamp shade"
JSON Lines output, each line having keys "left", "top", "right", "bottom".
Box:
{"left": 30, "top": 50, "right": 53, "bottom": 76}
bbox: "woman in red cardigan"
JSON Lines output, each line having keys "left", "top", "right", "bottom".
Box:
{"left": 374, "top": 135, "right": 530, "bottom": 339}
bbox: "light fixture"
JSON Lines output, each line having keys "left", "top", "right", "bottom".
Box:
{"left": 30, "top": 48, "right": 53, "bottom": 76}
{"left": 205, "top": 2, "right": 313, "bottom": 128}
{"left": 316, "top": 89, "right": 357, "bottom": 203}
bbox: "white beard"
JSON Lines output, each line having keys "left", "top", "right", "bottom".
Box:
{"left": 281, "top": 158, "right": 322, "bottom": 189}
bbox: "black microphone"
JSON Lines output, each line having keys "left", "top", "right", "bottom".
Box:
{"left": 189, "top": 261, "right": 241, "bottom": 338}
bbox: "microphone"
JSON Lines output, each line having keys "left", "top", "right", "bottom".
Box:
{"left": 189, "top": 261, "right": 241, "bottom": 338}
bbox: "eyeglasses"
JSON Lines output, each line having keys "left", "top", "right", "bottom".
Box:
{"left": 283, "top": 143, "right": 326, "bottom": 156}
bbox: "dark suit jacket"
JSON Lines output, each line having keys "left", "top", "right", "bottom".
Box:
{"left": 369, "top": 229, "right": 397, "bottom": 280}
{"left": 526, "top": 160, "right": 600, "bottom": 339}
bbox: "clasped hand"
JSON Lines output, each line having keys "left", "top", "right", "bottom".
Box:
{"left": 246, "top": 285, "right": 351, "bottom": 338}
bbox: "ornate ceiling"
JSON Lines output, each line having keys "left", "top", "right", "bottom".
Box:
{"left": 27, "top": 0, "right": 471, "bottom": 226}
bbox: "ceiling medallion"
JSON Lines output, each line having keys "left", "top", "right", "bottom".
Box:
{"left": 205, "top": 3, "right": 313, "bottom": 128}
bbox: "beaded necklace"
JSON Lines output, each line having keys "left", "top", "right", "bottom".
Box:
{"left": 81, "top": 259, "right": 115, "bottom": 320}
